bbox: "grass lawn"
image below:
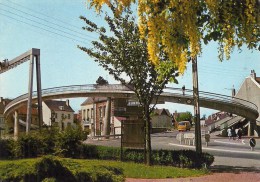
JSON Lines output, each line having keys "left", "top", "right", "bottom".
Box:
{"left": 0, "top": 157, "right": 209, "bottom": 179}
{"left": 75, "top": 159, "right": 209, "bottom": 179}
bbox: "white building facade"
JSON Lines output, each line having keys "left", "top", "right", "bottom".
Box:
{"left": 42, "top": 99, "right": 74, "bottom": 130}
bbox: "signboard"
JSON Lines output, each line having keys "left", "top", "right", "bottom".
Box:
{"left": 121, "top": 120, "right": 145, "bottom": 149}
{"left": 184, "top": 133, "right": 195, "bottom": 139}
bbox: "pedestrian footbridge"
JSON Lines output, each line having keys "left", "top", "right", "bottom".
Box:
{"left": 4, "top": 84, "right": 259, "bottom": 120}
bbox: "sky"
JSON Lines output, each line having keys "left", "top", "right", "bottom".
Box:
{"left": 0, "top": 0, "right": 259, "bottom": 117}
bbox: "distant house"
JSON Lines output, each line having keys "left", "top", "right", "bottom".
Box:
{"left": 0, "top": 98, "right": 11, "bottom": 137}
{"left": 16, "top": 105, "right": 39, "bottom": 131}
{"left": 42, "top": 100, "right": 74, "bottom": 130}
{"left": 151, "top": 108, "right": 172, "bottom": 128}
{"left": 81, "top": 97, "right": 141, "bottom": 136}
{"left": 1, "top": 98, "right": 39, "bottom": 137}
{"left": 235, "top": 70, "right": 260, "bottom": 136}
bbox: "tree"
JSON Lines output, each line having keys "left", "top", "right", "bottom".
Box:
{"left": 87, "top": 0, "right": 259, "bottom": 154}
{"left": 78, "top": 7, "right": 178, "bottom": 165}
{"left": 176, "top": 111, "right": 193, "bottom": 122}
{"left": 88, "top": 1, "right": 259, "bottom": 67}
{"left": 96, "top": 76, "right": 109, "bottom": 85}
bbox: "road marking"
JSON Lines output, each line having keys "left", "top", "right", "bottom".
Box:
{"left": 168, "top": 143, "right": 260, "bottom": 154}
{"left": 214, "top": 140, "right": 246, "bottom": 145}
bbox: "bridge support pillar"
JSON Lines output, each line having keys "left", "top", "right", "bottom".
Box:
{"left": 14, "top": 110, "right": 19, "bottom": 140}
{"left": 104, "top": 97, "right": 111, "bottom": 139}
{"left": 36, "top": 55, "right": 43, "bottom": 130}
{"left": 26, "top": 56, "right": 34, "bottom": 133}
{"left": 248, "top": 120, "right": 258, "bottom": 137}
{"left": 26, "top": 49, "right": 43, "bottom": 133}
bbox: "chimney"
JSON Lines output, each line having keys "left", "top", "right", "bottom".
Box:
{"left": 0, "top": 97, "right": 2, "bottom": 103}
{"left": 66, "top": 99, "right": 70, "bottom": 106}
{"left": 232, "top": 88, "right": 236, "bottom": 97}
{"left": 251, "top": 70, "right": 256, "bottom": 80}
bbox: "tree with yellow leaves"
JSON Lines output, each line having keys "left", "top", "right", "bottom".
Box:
{"left": 86, "top": 0, "right": 259, "bottom": 165}
{"left": 87, "top": 0, "right": 259, "bottom": 73}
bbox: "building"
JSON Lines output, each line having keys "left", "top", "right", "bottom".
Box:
{"left": 0, "top": 98, "right": 11, "bottom": 137}
{"left": 81, "top": 97, "right": 141, "bottom": 136}
{"left": 16, "top": 105, "right": 39, "bottom": 131}
{"left": 235, "top": 70, "right": 260, "bottom": 136}
{"left": 42, "top": 99, "right": 74, "bottom": 130}
{"left": 151, "top": 108, "right": 172, "bottom": 128}
{"left": 0, "top": 98, "right": 39, "bottom": 137}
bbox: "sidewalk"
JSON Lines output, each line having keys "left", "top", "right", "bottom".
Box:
{"left": 126, "top": 172, "right": 260, "bottom": 182}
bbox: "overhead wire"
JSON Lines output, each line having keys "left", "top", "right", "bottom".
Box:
{"left": 0, "top": 0, "right": 257, "bottom": 79}
{"left": 0, "top": 8, "right": 94, "bottom": 44}
{"left": 0, "top": 1, "right": 102, "bottom": 46}
{"left": 0, "top": 1, "right": 97, "bottom": 40}
{"left": 4, "top": 0, "right": 84, "bottom": 30}
{"left": 0, "top": 12, "right": 89, "bottom": 45}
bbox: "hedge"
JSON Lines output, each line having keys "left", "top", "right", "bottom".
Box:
{"left": 80, "top": 145, "right": 214, "bottom": 168}
{"left": 0, "top": 156, "right": 124, "bottom": 182}
{"left": 0, "top": 127, "right": 214, "bottom": 169}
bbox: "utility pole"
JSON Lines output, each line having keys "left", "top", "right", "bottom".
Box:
{"left": 192, "top": 57, "right": 202, "bottom": 154}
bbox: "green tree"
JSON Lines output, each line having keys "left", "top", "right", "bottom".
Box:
{"left": 96, "top": 76, "right": 109, "bottom": 85}
{"left": 78, "top": 7, "right": 178, "bottom": 165}
{"left": 87, "top": 0, "right": 259, "bottom": 154}
{"left": 176, "top": 112, "right": 193, "bottom": 122}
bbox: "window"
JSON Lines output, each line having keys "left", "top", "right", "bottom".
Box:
{"left": 68, "top": 114, "right": 71, "bottom": 119}
{"left": 55, "top": 113, "right": 57, "bottom": 119}
{"left": 99, "top": 106, "right": 102, "bottom": 118}
{"left": 91, "top": 108, "right": 94, "bottom": 118}
{"left": 83, "top": 109, "right": 86, "bottom": 118}
{"left": 61, "top": 113, "right": 64, "bottom": 119}
{"left": 87, "top": 109, "right": 90, "bottom": 118}
{"left": 103, "top": 106, "right": 106, "bottom": 117}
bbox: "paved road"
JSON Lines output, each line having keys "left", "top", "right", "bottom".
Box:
{"left": 85, "top": 130, "right": 260, "bottom": 170}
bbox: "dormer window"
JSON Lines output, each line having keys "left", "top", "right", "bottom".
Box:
{"left": 59, "top": 106, "right": 64, "bottom": 111}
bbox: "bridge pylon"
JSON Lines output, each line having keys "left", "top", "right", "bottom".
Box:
{"left": 1, "top": 49, "right": 43, "bottom": 134}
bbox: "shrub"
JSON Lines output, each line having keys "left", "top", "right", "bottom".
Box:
{"left": 0, "top": 139, "right": 14, "bottom": 159}
{"left": 36, "top": 156, "right": 76, "bottom": 182}
{"left": 123, "top": 149, "right": 144, "bottom": 163}
{"left": 0, "top": 156, "right": 125, "bottom": 182}
{"left": 80, "top": 145, "right": 214, "bottom": 168}
{"left": 40, "top": 127, "right": 59, "bottom": 155}
{"left": 14, "top": 133, "right": 44, "bottom": 158}
{"left": 55, "top": 126, "right": 84, "bottom": 158}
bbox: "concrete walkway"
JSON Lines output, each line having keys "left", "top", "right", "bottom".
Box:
{"left": 126, "top": 172, "right": 260, "bottom": 182}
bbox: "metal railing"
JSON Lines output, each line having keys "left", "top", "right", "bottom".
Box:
{"left": 4, "top": 85, "right": 258, "bottom": 117}
{"left": 164, "top": 87, "right": 258, "bottom": 111}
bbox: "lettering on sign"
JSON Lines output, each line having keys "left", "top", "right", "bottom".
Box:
{"left": 184, "top": 133, "right": 195, "bottom": 139}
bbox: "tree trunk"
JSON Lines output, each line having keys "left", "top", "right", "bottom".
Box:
{"left": 144, "top": 104, "right": 152, "bottom": 165}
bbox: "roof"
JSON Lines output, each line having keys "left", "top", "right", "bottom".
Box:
{"left": 44, "top": 100, "right": 74, "bottom": 112}
{"left": 0, "top": 99, "right": 12, "bottom": 114}
{"left": 114, "top": 116, "right": 126, "bottom": 121}
{"left": 81, "top": 97, "right": 108, "bottom": 106}
{"left": 18, "top": 105, "right": 38, "bottom": 115}
{"left": 256, "top": 77, "right": 260, "bottom": 84}
{"left": 153, "top": 109, "right": 171, "bottom": 117}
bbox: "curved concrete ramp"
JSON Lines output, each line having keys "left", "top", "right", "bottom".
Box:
{"left": 4, "top": 84, "right": 259, "bottom": 120}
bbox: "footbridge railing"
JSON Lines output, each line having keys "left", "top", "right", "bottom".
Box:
{"left": 4, "top": 84, "right": 259, "bottom": 120}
